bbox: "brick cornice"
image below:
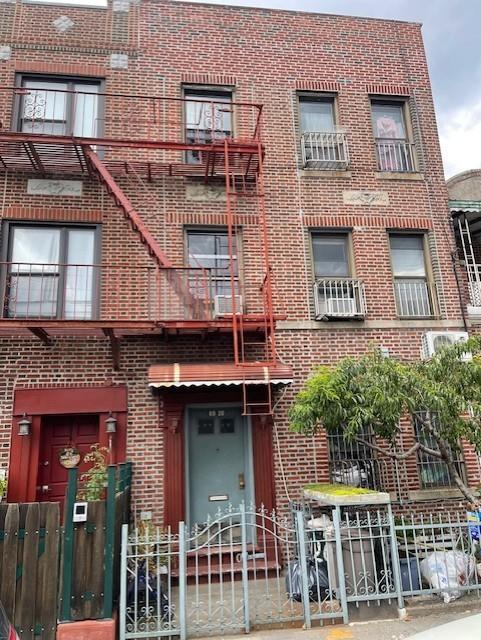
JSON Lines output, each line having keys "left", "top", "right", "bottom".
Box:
{"left": 14, "top": 60, "right": 107, "bottom": 77}
{"left": 303, "top": 214, "right": 433, "bottom": 229}
{"left": 296, "top": 80, "right": 342, "bottom": 92}
{"left": 366, "top": 83, "right": 411, "bottom": 96}
{"left": 181, "top": 73, "right": 237, "bottom": 87}
{"left": 3, "top": 206, "right": 102, "bottom": 223}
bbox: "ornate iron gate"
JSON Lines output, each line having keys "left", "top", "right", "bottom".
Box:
{"left": 119, "top": 504, "right": 347, "bottom": 639}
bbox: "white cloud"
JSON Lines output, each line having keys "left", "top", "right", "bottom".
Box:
{"left": 438, "top": 97, "right": 481, "bottom": 179}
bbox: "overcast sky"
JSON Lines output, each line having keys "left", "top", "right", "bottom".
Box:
{"left": 182, "top": 0, "right": 481, "bottom": 179}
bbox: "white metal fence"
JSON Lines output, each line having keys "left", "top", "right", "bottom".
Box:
{"left": 301, "top": 132, "right": 349, "bottom": 170}
{"left": 375, "top": 138, "right": 416, "bottom": 172}
{"left": 313, "top": 278, "right": 366, "bottom": 319}
{"left": 394, "top": 279, "right": 435, "bottom": 318}
{"left": 120, "top": 504, "right": 481, "bottom": 638}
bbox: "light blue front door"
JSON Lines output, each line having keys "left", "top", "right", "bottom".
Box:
{"left": 187, "top": 406, "right": 250, "bottom": 527}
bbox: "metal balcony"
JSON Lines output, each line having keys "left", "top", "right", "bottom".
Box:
{"left": 0, "top": 262, "right": 214, "bottom": 323}
{"left": 394, "top": 279, "right": 436, "bottom": 318}
{"left": 313, "top": 278, "right": 366, "bottom": 319}
{"left": 301, "top": 131, "right": 349, "bottom": 170}
{"left": 375, "top": 138, "right": 416, "bottom": 172}
{"left": 0, "top": 87, "right": 263, "bottom": 179}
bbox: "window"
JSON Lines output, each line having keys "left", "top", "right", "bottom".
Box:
{"left": 413, "top": 413, "right": 465, "bottom": 489}
{"left": 311, "top": 233, "right": 366, "bottom": 318}
{"left": 298, "top": 94, "right": 349, "bottom": 169}
{"left": 390, "top": 234, "right": 434, "bottom": 318}
{"left": 187, "top": 229, "right": 240, "bottom": 303}
{"left": 184, "top": 88, "right": 232, "bottom": 164}
{"left": 17, "top": 76, "right": 102, "bottom": 138}
{"left": 371, "top": 99, "right": 415, "bottom": 172}
{"left": 328, "top": 427, "right": 381, "bottom": 490}
{"left": 312, "top": 234, "right": 349, "bottom": 278}
{"left": 3, "top": 224, "right": 98, "bottom": 319}
{"left": 299, "top": 95, "right": 335, "bottom": 133}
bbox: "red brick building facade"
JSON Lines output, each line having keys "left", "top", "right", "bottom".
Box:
{"left": 0, "top": 0, "right": 477, "bottom": 524}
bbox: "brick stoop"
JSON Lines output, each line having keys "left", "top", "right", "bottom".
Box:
{"left": 56, "top": 618, "right": 116, "bottom": 640}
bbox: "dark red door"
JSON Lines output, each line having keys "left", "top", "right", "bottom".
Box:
{"left": 37, "top": 414, "right": 100, "bottom": 503}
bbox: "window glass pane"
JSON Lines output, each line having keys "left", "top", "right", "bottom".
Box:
{"left": 390, "top": 235, "right": 426, "bottom": 277}
{"left": 8, "top": 275, "right": 58, "bottom": 318}
{"left": 11, "top": 227, "right": 60, "bottom": 272}
{"left": 64, "top": 229, "right": 96, "bottom": 320}
{"left": 312, "top": 235, "right": 349, "bottom": 277}
{"left": 371, "top": 102, "right": 406, "bottom": 139}
{"left": 73, "top": 84, "right": 99, "bottom": 137}
{"left": 300, "top": 98, "right": 334, "bottom": 132}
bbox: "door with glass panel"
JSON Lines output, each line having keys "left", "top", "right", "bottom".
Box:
{"left": 4, "top": 225, "right": 98, "bottom": 319}
{"left": 18, "top": 77, "right": 101, "bottom": 138}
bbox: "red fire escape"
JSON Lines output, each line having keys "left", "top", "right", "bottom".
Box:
{"left": 0, "top": 86, "right": 282, "bottom": 414}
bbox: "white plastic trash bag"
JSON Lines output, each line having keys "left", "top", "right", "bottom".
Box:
{"left": 420, "top": 551, "right": 475, "bottom": 603}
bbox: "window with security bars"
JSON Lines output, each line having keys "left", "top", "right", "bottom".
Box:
{"left": 413, "top": 413, "right": 466, "bottom": 488}
{"left": 327, "top": 427, "right": 381, "bottom": 490}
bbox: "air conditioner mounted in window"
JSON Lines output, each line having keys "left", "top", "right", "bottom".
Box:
{"left": 325, "top": 297, "right": 357, "bottom": 317}
{"left": 421, "top": 331, "right": 469, "bottom": 359}
{"left": 214, "top": 294, "right": 243, "bottom": 317}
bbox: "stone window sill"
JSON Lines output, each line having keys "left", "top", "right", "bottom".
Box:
{"left": 375, "top": 171, "right": 424, "bottom": 181}
{"left": 408, "top": 488, "right": 467, "bottom": 502}
{"left": 300, "top": 169, "right": 352, "bottom": 179}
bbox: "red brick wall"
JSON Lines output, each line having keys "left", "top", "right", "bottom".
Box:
{"left": 0, "top": 0, "right": 475, "bottom": 520}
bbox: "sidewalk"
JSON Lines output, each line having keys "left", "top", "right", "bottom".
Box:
{"left": 199, "top": 607, "right": 478, "bottom": 640}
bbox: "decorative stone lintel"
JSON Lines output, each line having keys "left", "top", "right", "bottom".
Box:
{"left": 343, "top": 190, "right": 389, "bottom": 206}
{"left": 27, "top": 179, "right": 83, "bottom": 197}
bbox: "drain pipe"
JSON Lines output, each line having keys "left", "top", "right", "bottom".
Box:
{"left": 450, "top": 246, "right": 469, "bottom": 333}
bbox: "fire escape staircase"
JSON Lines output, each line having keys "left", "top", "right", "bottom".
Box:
{"left": 87, "top": 143, "right": 279, "bottom": 415}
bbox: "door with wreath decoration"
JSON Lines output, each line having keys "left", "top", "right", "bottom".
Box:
{"left": 37, "top": 414, "right": 100, "bottom": 505}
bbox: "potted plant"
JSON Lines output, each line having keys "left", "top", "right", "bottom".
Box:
{"left": 77, "top": 444, "right": 109, "bottom": 501}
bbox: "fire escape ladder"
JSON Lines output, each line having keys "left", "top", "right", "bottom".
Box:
{"left": 223, "top": 139, "right": 277, "bottom": 416}
{"left": 457, "top": 216, "right": 481, "bottom": 306}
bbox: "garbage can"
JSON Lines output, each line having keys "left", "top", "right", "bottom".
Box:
{"left": 323, "top": 525, "right": 382, "bottom": 596}
{"left": 399, "top": 557, "right": 421, "bottom": 591}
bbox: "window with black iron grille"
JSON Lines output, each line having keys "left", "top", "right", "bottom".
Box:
{"left": 413, "top": 412, "right": 466, "bottom": 488}
{"left": 327, "top": 427, "right": 381, "bottom": 490}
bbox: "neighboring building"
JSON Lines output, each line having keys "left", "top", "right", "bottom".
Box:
{"left": 0, "top": 0, "right": 477, "bottom": 527}
{"left": 448, "top": 170, "right": 481, "bottom": 324}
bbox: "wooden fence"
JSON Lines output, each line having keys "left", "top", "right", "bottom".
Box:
{"left": 60, "top": 462, "right": 132, "bottom": 622}
{"left": 0, "top": 502, "right": 60, "bottom": 640}
{"left": 0, "top": 462, "right": 132, "bottom": 638}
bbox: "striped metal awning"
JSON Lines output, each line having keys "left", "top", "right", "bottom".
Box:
{"left": 148, "top": 362, "right": 293, "bottom": 388}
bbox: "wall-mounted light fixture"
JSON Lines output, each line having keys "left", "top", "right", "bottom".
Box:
{"left": 105, "top": 412, "right": 117, "bottom": 434}
{"left": 18, "top": 413, "right": 31, "bottom": 436}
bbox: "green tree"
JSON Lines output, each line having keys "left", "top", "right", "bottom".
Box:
{"left": 289, "top": 337, "right": 481, "bottom": 505}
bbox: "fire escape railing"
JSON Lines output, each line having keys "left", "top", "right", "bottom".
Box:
{"left": 0, "top": 262, "right": 214, "bottom": 322}
{"left": 0, "top": 86, "right": 263, "bottom": 146}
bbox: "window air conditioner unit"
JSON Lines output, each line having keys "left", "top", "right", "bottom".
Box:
{"left": 214, "top": 294, "right": 243, "bottom": 317}
{"left": 421, "top": 331, "right": 469, "bottom": 359}
{"left": 325, "top": 297, "right": 357, "bottom": 317}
